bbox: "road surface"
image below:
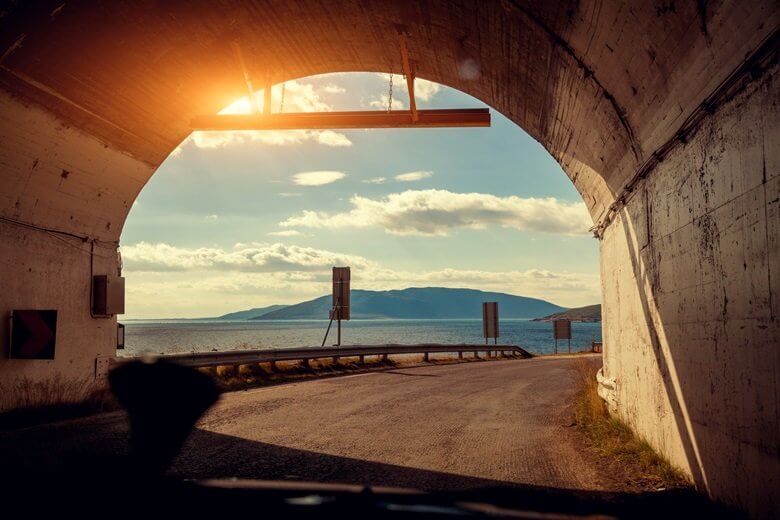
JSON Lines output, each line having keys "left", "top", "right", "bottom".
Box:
{"left": 1, "top": 355, "right": 606, "bottom": 492}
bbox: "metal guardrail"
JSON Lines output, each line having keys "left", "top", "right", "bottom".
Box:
{"left": 114, "top": 343, "right": 532, "bottom": 369}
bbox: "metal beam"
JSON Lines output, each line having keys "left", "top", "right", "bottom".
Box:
{"left": 191, "top": 108, "right": 490, "bottom": 130}
{"left": 398, "top": 34, "right": 418, "bottom": 122}
{"left": 112, "top": 343, "right": 532, "bottom": 369}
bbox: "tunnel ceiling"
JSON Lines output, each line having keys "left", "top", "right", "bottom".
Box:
{"left": 0, "top": 0, "right": 777, "bottom": 224}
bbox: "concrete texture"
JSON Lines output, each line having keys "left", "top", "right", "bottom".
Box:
{"left": 0, "top": 1, "right": 777, "bottom": 515}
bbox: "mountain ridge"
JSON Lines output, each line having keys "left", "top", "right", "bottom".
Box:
{"left": 532, "top": 304, "right": 601, "bottom": 322}
{"left": 246, "top": 287, "right": 565, "bottom": 320}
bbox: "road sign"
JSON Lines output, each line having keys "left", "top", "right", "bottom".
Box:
{"left": 553, "top": 319, "right": 571, "bottom": 339}
{"left": 553, "top": 319, "right": 572, "bottom": 354}
{"left": 332, "top": 267, "right": 350, "bottom": 321}
{"left": 9, "top": 309, "right": 57, "bottom": 359}
{"left": 482, "top": 302, "right": 499, "bottom": 343}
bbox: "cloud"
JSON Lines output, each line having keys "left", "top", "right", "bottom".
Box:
{"left": 220, "top": 80, "right": 331, "bottom": 114}
{"left": 363, "top": 177, "right": 387, "bottom": 184}
{"left": 293, "top": 170, "right": 347, "bottom": 186}
{"left": 268, "top": 230, "right": 303, "bottom": 237}
{"left": 122, "top": 248, "right": 600, "bottom": 318}
{"left": 321, "top": 84, "right": 346, "bottom": 94}
{"left": 374, "top": 74, "right": 443, "bottom": 101}
{"left": 204, "top": 214, "right": 219, "bottom": 221}
{"left": 395, "top": 171, "right": 433, "bottom": 182}
{"left": 315, "top": 130, "right": 352, "bottom": 147}
{"left": 369, "top": 94, "right": 405, "bottom": 110}
{"left": 174, "top": 80, "right": 352, "bottom": 154}
{"left": 280, "top": 189, "right": 592, "bottom": 236}
{"left": 121, "top": 242, "right": 370, "bottom": 272}
{"left": 279, "top": 192, "right": 303, "bottom": 197}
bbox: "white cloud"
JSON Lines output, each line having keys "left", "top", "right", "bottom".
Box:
{"left": 204, "top": 214, "right": 219, "bottom": 221}
{"left": 369, "top": 94, "right": 405, "bottom": 110}
{"left": 122, "top": 244, "right": 600, "bottom": 317}
{"left": 173, "top": 80, "right": 352, "bottom": 154}
{"left": 220, "top": 80, "right": 331, "bottom": 114}
{"left": 268, "top": 230, "right": 303, "bottom": 237}
{"left": 374, "top": 74, "right": 443, "bottom": 101}
{"left": 279, "top": 192, "right": 303, "bottom": 197}
{"left": 363, "top": 177, "right": 388, "bottom": 184}
{"left": 321, "top": 84, "right": 346, "bottom": 94}
{"left": 395, "top": 170, "right": 433, "bottom": 182}
{"left": 121, "top": 242, "right": 370, "bottom": 272}
{"left": 280, "top": 189, "right": 592, "bottom": 236}
{"left": 315, "top": 130, "right": 352, "bottom": 147}
{"left": 293, "top": 170, "right": 347, "bottom": 186}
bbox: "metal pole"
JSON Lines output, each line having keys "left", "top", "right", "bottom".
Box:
{"left": 321, "top": 295, "right": 340, "bottom": 347}
{"left": 337, "top": 319, "right": 341, "bottom": 346}
{"left": 568, "top": 338, "right": 571, "bottom": 354}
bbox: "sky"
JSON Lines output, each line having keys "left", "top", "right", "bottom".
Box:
{"left": 120, "top": 73, "right": 601, "bottom": 318}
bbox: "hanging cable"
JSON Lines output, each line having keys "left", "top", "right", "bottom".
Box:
{"left": 387, "top": 71, "right": 393, "bottom": 112}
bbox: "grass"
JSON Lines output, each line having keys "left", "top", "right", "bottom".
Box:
{"left": 0, "top": 375, "right": 118, "bottom": 431}
{"left": 571, "top": 357, "right": 690, "bottom": 491}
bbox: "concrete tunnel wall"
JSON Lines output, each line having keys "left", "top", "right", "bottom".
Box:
{"left": 0, "top": 1, "right": 777, "bottom": 516}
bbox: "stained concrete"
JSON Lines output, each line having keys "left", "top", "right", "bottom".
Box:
{"left": 0, "top": 1, "right": 777, "bottom": 516}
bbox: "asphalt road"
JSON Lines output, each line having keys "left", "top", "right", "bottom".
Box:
{"left": 1, "top": 355, "right": 605, "bottom": 492}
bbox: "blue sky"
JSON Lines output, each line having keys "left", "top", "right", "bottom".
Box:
{"left": 120, "top": 73, "right": 600, "bottom": 318}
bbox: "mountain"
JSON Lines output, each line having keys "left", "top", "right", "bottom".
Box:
{"left": 251, "top": 287, "right": 565, "bottom": 320}
{"left": 532, "top": 304, "right": 601, "bottom": 322}
{"left": 216, "top": 304, "right": 288, "bottom": 320}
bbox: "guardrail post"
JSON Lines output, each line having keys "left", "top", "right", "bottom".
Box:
{"left": 474, "top": 351, "right": 479, "bottom": 359}
{"left": 382, "top": 353, "right": 388, "bottom": 362}
{"left": 423, "top": 352, "right": 429, "bottom": 362}
{"left": 302, "top": 358, "right": 309, "bottom": 368}
{"left": 269, "top": 360, "right": 277, "bottom": 371}
{"left": 359, "top": 354, "right": 365, "bottom": 364}
{"left": 458, "top": 351, "right": 463, "bottom": 360}
{"left": 332, "top": 356, "right": 339, "bottom": 364}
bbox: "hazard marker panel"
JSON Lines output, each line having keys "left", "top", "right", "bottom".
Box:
{"left": 10, "top": 310, "right": 57, "bottom": 359}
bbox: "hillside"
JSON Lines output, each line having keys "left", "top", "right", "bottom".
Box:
{"left": 532, "top": 304, "right": 601, "bottom": 322}
{"left": 216, "top": 304, "right": 288, "bottom": 320}
{"left": 251, "top": 287, "right": 565, "bottom": 320}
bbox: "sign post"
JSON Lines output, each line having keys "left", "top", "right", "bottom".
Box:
{"left": 482, "top": 302, "right": 499, "bottom": 346}
{"left": 322, "top": 267, "right": 350, "bottom": 347}
{"left": 553, "top": 319, "right": 572, "bottom": 354}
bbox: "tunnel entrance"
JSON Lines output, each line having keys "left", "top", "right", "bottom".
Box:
{"left": 0, "top": 2, "right": 777, "bottom": 515}
{"left": 118, "top": 72, "right": 601, "bottom": 355}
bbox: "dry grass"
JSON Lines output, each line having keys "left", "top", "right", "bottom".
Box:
{"left": 572, "top": 357, "right": 690, "bottom": 491}
{"left": 0, "top": 375, "right": 118, "bottom": 430}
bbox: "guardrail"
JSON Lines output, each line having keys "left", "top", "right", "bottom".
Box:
{"left": 114, "top": 343, "right": 532, "bottom": 369}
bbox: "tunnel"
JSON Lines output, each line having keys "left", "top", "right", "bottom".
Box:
{"left": 0, "top": 1, "right": 777, "bottom": 515}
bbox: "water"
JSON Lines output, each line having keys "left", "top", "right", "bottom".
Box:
{"left": 122, "top": 319, "right": 602, "bottom": 357}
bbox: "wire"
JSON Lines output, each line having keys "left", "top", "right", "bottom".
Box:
{"left": 0, "top": 215, "right": 118, "bottom": 257}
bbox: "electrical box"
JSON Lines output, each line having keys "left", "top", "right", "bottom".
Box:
{"left": 92, "top": 275, "right": 125, "bottom": 316}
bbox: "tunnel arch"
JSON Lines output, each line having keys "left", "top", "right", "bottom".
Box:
{"left": 0, "top": 1, "right": 777, "bottom": 516}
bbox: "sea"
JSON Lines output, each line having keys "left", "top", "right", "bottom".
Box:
{"left": 121, "top": 319, "right": 602, "bottom": 357}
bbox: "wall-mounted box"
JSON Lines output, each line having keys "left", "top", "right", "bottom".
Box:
{"left": 92, "top": 275, "right": 125, "bottom": 316}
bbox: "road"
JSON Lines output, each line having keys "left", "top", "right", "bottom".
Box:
{"left": 1, "top": 355, "right": 605, "bottom": 492}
